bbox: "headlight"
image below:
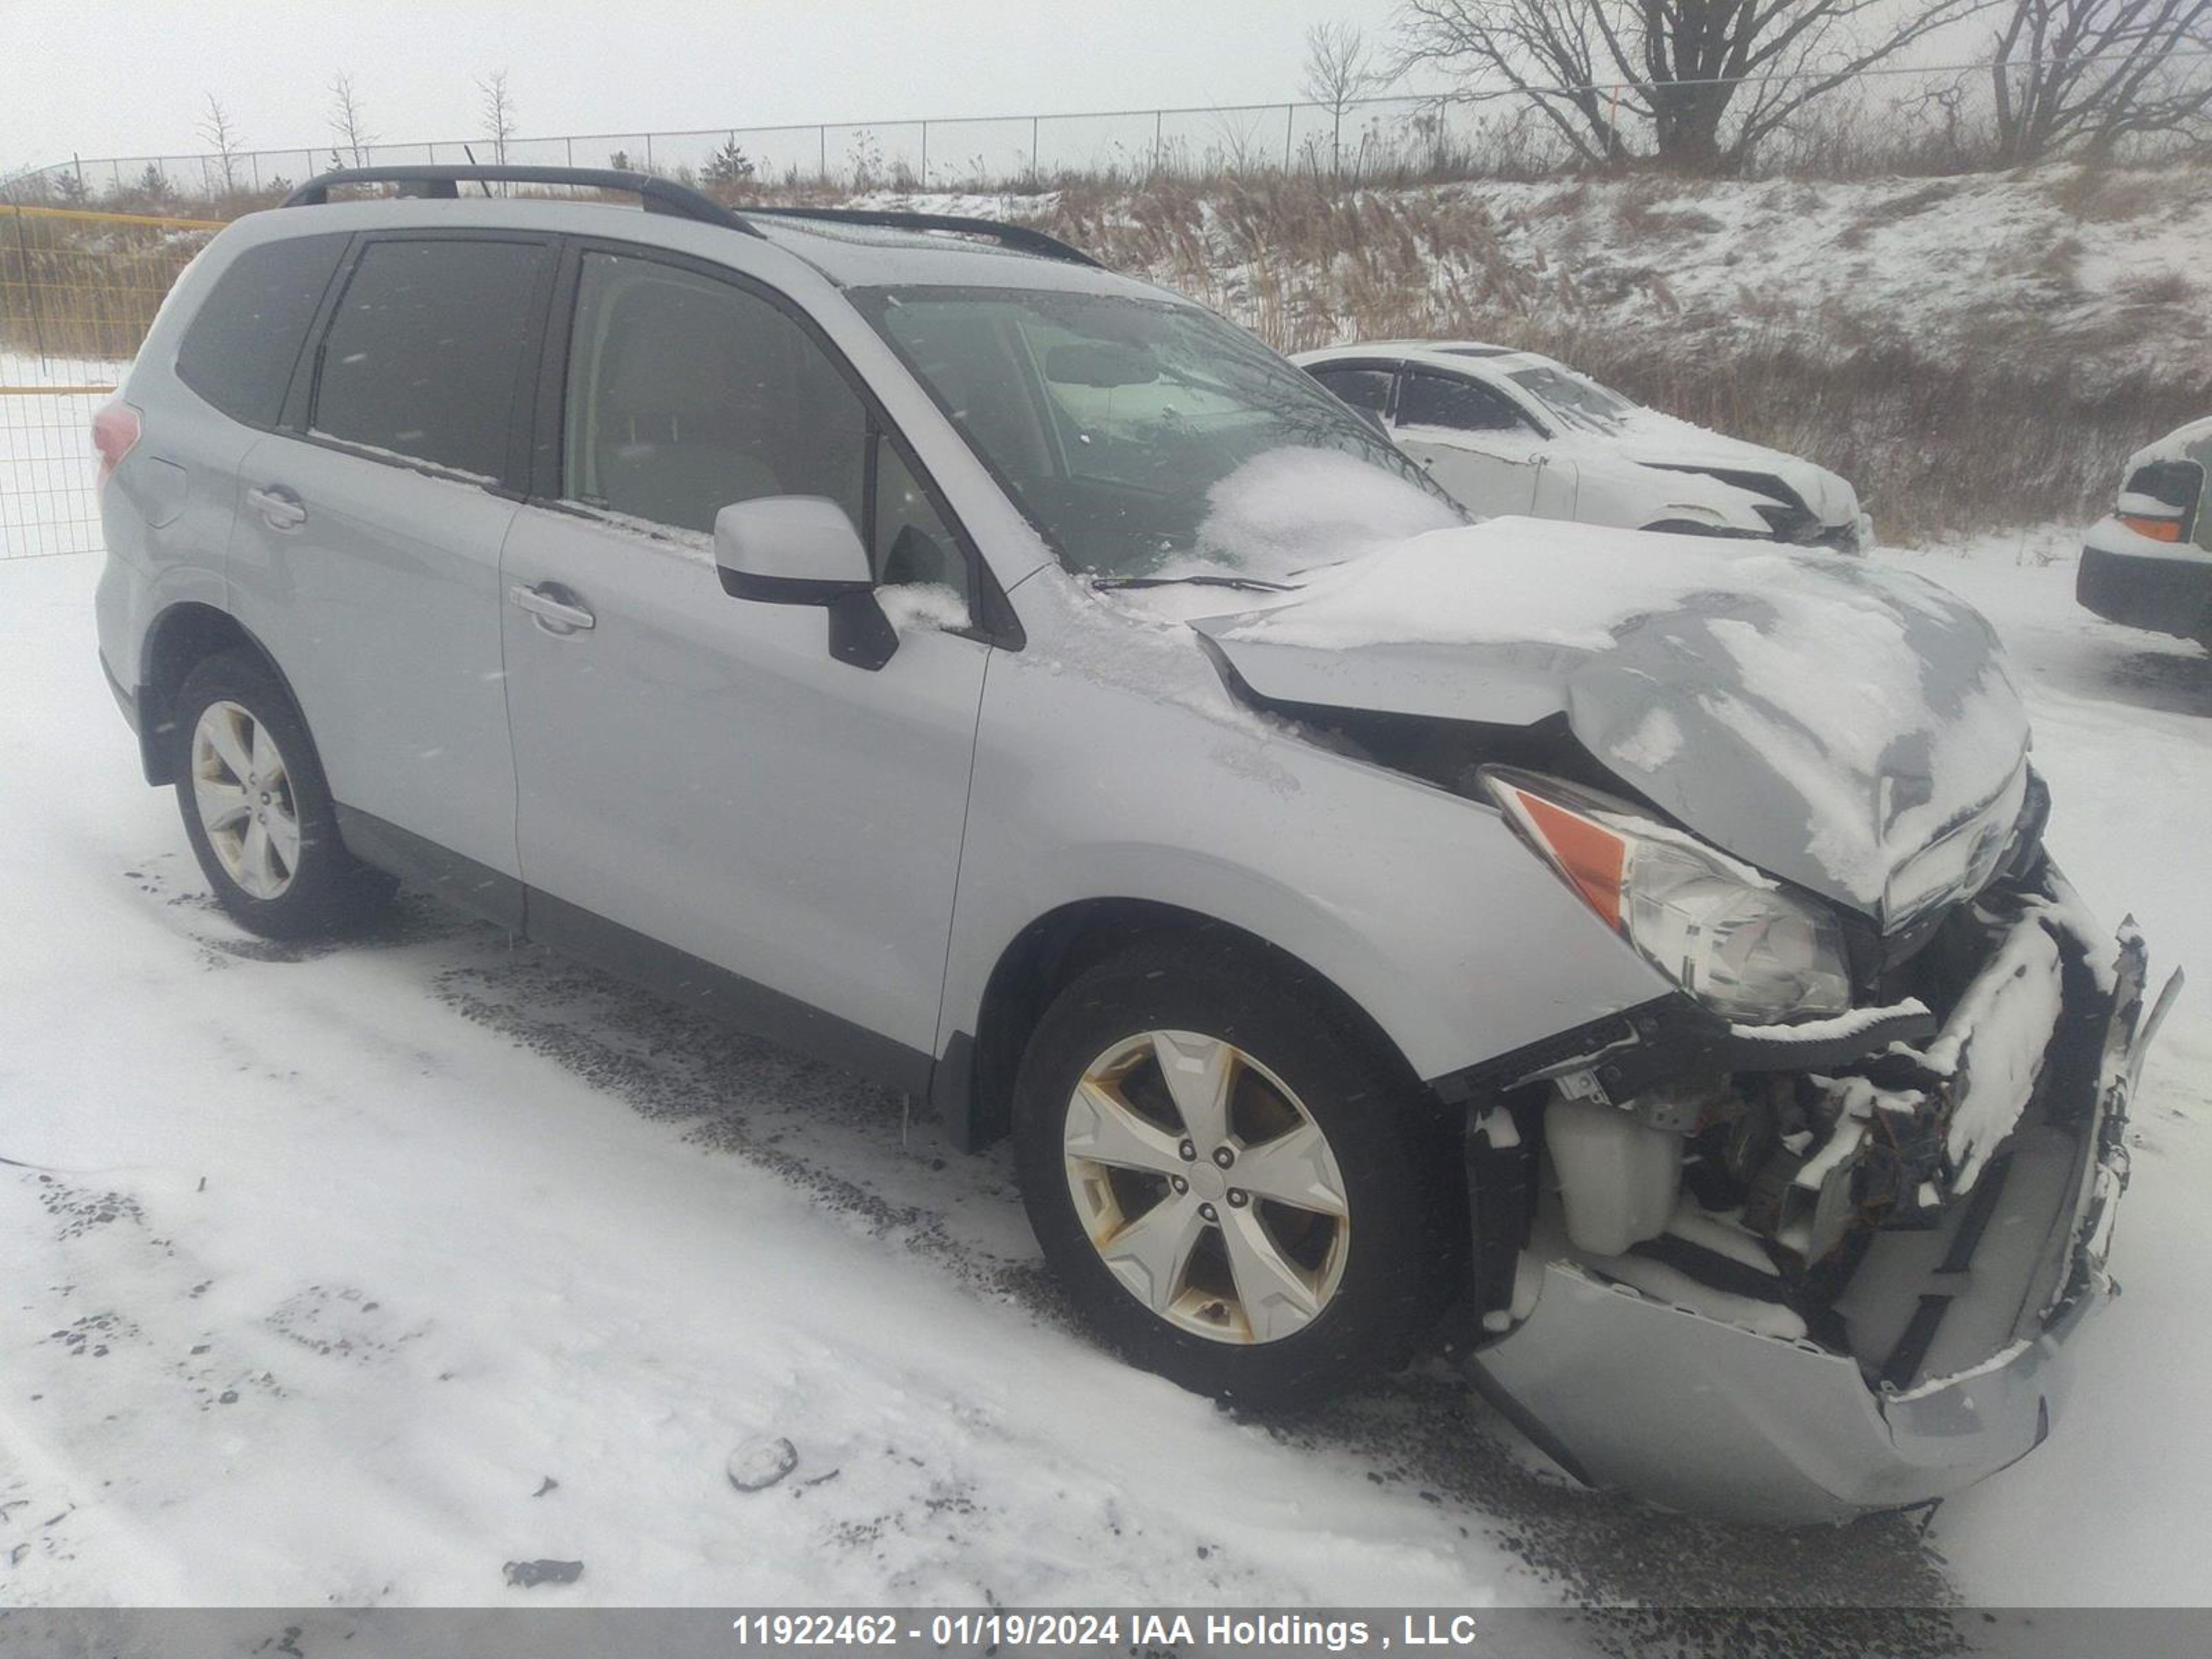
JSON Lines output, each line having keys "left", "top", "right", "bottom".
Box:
{"left": 1479, "top": 767, "right": 1852, "bottom": 1024}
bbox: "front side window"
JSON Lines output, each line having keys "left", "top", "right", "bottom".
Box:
{"left": 1309, "top": 365, "right": 1394, "bottom": 418}
{"left": 1396, "top": 371, "right": 1536, "bottom": 436}
{"left": 312, "top": 238, "right": 549, "bottom": 478}
{"left": 1508, "top": 364, "right": 1635, "bottom": 434}
{"left": 851, "top": 285, "right": 1447, "bottom": 579}
{"left": 874, "top": 439, "right": 968, "bottom": 599}
{"left": 563, "top": 252, "right": 865, "bottom": 537}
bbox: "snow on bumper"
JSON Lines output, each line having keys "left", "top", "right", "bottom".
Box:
{"left": 1467, "top": 923, "right": 2170, "bottom": 1526}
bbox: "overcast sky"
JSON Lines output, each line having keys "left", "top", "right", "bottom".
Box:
{"left": 5, "top": 0, "right": 1423, "bottom": 171}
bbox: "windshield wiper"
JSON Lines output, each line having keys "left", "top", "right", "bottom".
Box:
{"left": 1092, "top": 574, "right": 1295, "bottom": 593}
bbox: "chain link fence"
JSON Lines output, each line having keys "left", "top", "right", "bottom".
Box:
{"left": 3, "top": 93, "right": 1619, "bottom": 205}
{"left": 1, "top": 204, "right": 222, "bottom": 556}
{"left": 14, "top": 56, "right": 2199, "bottom": 212}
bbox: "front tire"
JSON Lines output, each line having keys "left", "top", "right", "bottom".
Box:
{"left": 171, "top": 650, "right": 395, "bottom": 939}
{"left": 1013, "top": 935, "right": 1462, "bottom": 1407}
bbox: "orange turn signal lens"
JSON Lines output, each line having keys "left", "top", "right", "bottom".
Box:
{"left": 2118, "top": 512, "right": 2184, "bottom": 543}
{"left": 1497, "top": 785, "right": 1627, "bottom": 930}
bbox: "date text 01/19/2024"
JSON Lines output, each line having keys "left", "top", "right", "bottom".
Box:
{"left": 726, "top": 1613, "right": 1485, "bottom": 1650}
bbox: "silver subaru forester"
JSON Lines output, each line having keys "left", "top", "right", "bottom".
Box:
{"left": 94, "top": 166, "right": 2172, "bottom": 1525}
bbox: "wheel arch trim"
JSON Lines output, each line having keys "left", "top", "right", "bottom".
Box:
{"left": 936, "top": 894, "right": 1427, "bottom": 1154}
{"left": 134, "top": 601, "right": 308, "bottom": 787}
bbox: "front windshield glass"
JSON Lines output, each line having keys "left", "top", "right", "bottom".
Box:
{"left": 851, "top": 285, "right": 1456, "bottom": 579}
{"left": 1509, "top": 365, "right": 1635, "bottom": 434}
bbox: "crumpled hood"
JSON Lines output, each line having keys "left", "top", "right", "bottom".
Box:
{"left": 1191, "top": 519, "right": 2030, "bottom": 928}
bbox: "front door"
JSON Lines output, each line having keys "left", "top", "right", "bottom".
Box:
{"left": 1389, "top": 368, "right": 1551, "bottom": 517}
{"left": 500, "top": 246, "right": 991, "bottom": 1064}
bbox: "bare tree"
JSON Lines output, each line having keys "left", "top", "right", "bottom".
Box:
{"left": 478, "top": 71, "right": 518, "bottom": 166}
{"left": 1396, "top": 0, "right": 1995, "bottom": 174}
{"left": 1302, "top": 21, "right": 1384, "bottom": 174}
{"left": 1989, "top": 0, "right": 2212, "bottom": 163}
{"left": 328, "top": 73, "right": 375, "bottom": 167}
{"left": 200, "top": 95, "right": 243, "bottom": 196}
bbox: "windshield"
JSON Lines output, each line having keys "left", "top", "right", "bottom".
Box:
{"left": 1509, "top": 365, "right": 1635, "bottom": 434}
{"left": 851, "top": 285, "right": 1455, "bottom": 579}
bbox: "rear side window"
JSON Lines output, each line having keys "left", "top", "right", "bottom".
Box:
{"left": 174, "top": 234, "right": 348, "bottom": 427}
{"left": 1397, "top": 371, "right": 1533, "bottom": 435}
{"left": 312, "top": 238, "right": 550, "bottom": 479}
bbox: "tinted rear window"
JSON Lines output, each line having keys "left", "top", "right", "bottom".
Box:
{"left": 174, "top": 234, "right": 348, "bottom": 426}
{"left": 311, "top": 238, "right": 549, "bottom": 479}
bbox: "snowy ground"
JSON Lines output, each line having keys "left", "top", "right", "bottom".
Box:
{"left": 1, "top": 525, "right": 2207, "bottom": 1622}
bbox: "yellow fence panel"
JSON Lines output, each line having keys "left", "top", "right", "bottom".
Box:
{"left": 1, "top": 205, "right": 216, "bottom": 556}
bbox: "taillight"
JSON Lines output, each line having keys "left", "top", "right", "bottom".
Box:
{"left": 92, "top": 400, "right": 141, "bottom": 487}
{"left": 2118, "top": 512, "right": 2184, "bottom": 543}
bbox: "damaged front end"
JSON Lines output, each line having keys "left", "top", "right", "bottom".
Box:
{"left": 1445, "top": 859, "right": 2177, "bottom": 1524}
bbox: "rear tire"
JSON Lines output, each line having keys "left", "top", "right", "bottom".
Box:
{"left": 170, "top": 650, "right": 396, "bottom": 940}
{"left": 1013, "top": 934, "right": 1463, "bottom": 1407}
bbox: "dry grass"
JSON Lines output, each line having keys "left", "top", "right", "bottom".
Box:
{"left": 1024, "top": 171, "right": 2206, "bottom": 536}
{"left": 0, "top": 205, "right": 220, "bottom": 364}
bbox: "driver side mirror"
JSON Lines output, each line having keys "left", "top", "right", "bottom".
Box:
{"left": 714, "top": 496, "right": 899, "bottom": 671}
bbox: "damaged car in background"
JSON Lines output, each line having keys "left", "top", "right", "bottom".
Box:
{"left": 1296, "top": 340, "right": 1873, "bottom": 554}
{"left": 98, "top": 173, "right": 2171, "bottom": 1530}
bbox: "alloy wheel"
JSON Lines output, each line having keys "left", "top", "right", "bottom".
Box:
{"left": 1062, "top": 1029, "right": 1351, "bottom": 1344}
{"left": 190, "top": 700, "right": 301, "bottom": 901}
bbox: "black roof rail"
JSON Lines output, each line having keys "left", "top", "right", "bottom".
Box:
{"left": 741, "top": 205, "right": 1100, "bottom": 268}
{"left": 279, "top": 165, "right": 765, "bottom": 238}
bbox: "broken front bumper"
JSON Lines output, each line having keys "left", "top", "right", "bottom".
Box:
{"left": 1465, "top": 922, "right": 2173, "bottom": 1526}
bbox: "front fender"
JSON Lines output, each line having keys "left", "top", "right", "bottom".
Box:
{"left": 1574, "top": 460, "right": 1774, "bottom": 536}
{"left": 939, "top": 616, "right": 1675, "bottom": 1107}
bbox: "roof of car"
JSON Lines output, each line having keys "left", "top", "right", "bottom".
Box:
{"left": 1294, "top": 340, "right": 1564, "bottom": 378}
{"left": 241, "top": 187, "right": 1159, "bottom": 299}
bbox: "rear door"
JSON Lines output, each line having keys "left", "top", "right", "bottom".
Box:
{"left": 1389, "top": 369, "right": 1553, "bottom": 516}
{"left": 227, "top": 232, "right": 556, "bottom": 906}
{"left": 498, "top": 244, "right": 992, "bottom": 1069}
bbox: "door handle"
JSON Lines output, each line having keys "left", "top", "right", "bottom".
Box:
{"left": 245, "top": 485, "right": 306, "bottom": 532}
{"left": 508, "top": 582, "right": 596, "bottom": 633}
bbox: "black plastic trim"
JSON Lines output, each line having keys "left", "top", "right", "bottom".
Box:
{"left": 281, "top": 165, "right": 763, "bottom": 236}
{"left": 99, "top": 651, "right": 137, "bottom": 732}
{"left": 525, "top": 890, "right": 936, "bottom": 1098}
{"left": 332, "top": 804, "right": 525, "bottom": 930}
{"left": 1426, "top": 993, "right": 1941, "bottom": 1106}
{"left": 929, "top": 1031, "right": 980, "bottom": 1152}
{"left": 743, "top": 205, "right": 1098, "bottom": 268}
{"left": 714, "top": 568, "right": 871, "bottom": 606}
{"left": 2077, "top": 543, "right": 2212, "bottom": 642}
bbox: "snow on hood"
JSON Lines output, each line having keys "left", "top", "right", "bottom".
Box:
{"left": 1193, "top": 519, "right": 2031, "bottom": 927}
{"left": 1179, "top": 446, "right": 1463, "bottom": 581}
